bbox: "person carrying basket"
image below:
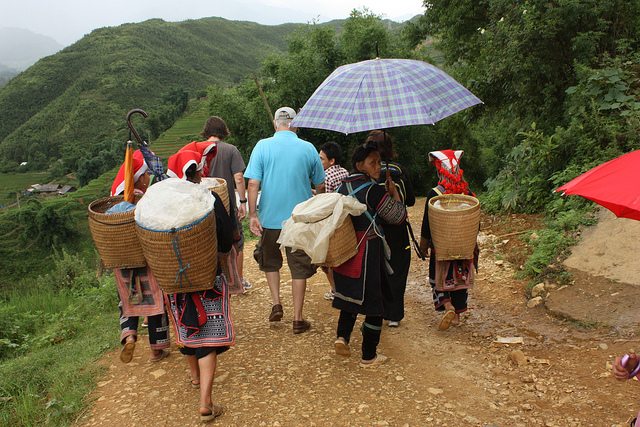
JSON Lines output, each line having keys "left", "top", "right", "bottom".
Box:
{"left": 419, "top": 150, "right": 479, "bottom": 331}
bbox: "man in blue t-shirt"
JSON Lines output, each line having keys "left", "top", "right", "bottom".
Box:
{"left": 245, "top": 106, "right": 325, "bottom": 334}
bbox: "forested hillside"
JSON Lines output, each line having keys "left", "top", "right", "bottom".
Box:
{"left": 0, "top": 17, "right": 303, "bottom": 181}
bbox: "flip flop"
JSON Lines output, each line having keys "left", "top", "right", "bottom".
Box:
{"left": 190, "top": 379, "right": 200, "bottom": 389}
{"left": 438, "top": 310, "right": 456, "bottom": 331}
{"left": 149, "top": 349, "right": 170, "bottom": 362}
{"left": 120, "top": 341, "right": 135, "bottom": 363}
{"left": 199, "top": 403, "right": 224, "bottom": 422}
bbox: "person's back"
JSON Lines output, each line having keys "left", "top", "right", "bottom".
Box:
{"left": 209, "top": 141, "right": 245, "bottom": 205}
{"left": 247, "top": 130, "right": 322, "bottom": 229}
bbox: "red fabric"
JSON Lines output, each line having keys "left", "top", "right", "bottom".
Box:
{"left": 332, "top": 231, "right": 367, "bottom": 279}
{"left": 111, "top": 149, "right": 148, "bottom": 196}
{"left": 556, "top": 149, "right": 640, "bottom": 221}
{"left": 167, "top": 150, "right": 202, "bottom": 179}
{"left": 180, "top": 141, "right": 218, "bottom": 176}
{"left": 429, "top": 149, "right": 470, "bottom": 195}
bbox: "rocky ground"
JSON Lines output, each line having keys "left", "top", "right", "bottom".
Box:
{"left": 74, "top": 201, "right": 640, "bottom": 427}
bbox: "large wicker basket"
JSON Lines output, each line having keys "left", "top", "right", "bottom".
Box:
{"left": 201, "top": 177, "right": 230, "bottom": 214}
{"left": 323, "top": 216, "right": 358, "bottom": 267}
{"left": 135, "top": 209, "right": 218, "bottom": 294}
{"left": 428, "top": 194, "right": 480, "bottom": 261}
{"left": 88, "top": 196, "right": 146, "bottom": 269}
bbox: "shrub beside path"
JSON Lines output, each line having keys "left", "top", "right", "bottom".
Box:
{"left": 75, "top": 203, "right": 640, "bottom": 427}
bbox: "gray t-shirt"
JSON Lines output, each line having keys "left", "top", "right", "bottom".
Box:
{"left": 208, "top": 141, "right": 246, "bottom": 213}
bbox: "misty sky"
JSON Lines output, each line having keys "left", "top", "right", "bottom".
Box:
{"left": 1, "top": 0, "right": 426, "bottom": 46}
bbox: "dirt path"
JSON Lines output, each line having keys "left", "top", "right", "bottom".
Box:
{"left": 75, "top": 203, "right": 640, "bottom": 427}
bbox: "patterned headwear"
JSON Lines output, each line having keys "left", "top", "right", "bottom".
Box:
{"left": 110, "top": 149, "right": 149, "bottom": 196}
{"left": 180, "top": 141, "right": 218, "bottom": 176}
{"left": 428, "top": 149, "right": 469, "bottom": 194}
{"left": 167, "top": 150, "right": 203, "bottom": 180}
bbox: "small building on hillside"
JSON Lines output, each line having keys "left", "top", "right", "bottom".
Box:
{"left": 27, "top": 183, "right": 77, "bottom": 196}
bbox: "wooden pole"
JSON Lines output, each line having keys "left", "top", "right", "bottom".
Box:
{"left": 253, "top": 75, "right": 274, "bottom": 125}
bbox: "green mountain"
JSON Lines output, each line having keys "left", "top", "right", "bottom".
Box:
{"left": 0, "top": 17, "right": 304, "bottom": 172}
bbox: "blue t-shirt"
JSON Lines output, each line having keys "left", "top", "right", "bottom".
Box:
{"left": 244, "top": 131, "right": 325, "bottom": 229}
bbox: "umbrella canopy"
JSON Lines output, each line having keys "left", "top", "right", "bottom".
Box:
{"left": 291, "top": 58, "right": 482, "bottom": 134}
{"left": 556, "top": 150, "right": 640, "bottom": 221}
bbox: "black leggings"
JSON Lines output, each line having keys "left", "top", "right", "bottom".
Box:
{"left": 119, "top": 301, "right": 170, "bottom": 350}
{"left": 337, "top": 311, "right": 383, "bottom": 361}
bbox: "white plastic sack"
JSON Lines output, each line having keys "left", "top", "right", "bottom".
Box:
{"left": 277, "top": 193, "right": 367, "bottom": 264}
{"left": 135, "top": 178, "right": 215, "bottom": 230}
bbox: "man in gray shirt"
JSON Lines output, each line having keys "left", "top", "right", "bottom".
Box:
{"left": 204, "top": 116, "right": 251, "bottom": 290}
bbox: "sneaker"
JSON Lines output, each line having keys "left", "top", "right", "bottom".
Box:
{"left": 388, "top": 321, "right": 400, "bottom": 327}
{"left": 323, "top": 290, "right": 335, "bottom": 301}
{"left": 359, "top": 354, "right": 388, "bottom": 367}
{"left": 241, "top": 279, "right": 252, "bottom": 290}
{"left": 268, "top": 304, "right": 283, "bottom": 322}
{"left": 334, "top": 337, "right": 350, "bottom": 357}
{"left": 293, "top": 320, "right": 311, "bottom": 334}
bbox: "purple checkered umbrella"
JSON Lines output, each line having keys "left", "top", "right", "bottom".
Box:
{"left": 291, "top": 58, "right": 482, "bottom": 134}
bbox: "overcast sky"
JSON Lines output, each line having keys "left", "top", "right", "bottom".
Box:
{"left": 1, "top": 0, "right": 426, "bottom": 46}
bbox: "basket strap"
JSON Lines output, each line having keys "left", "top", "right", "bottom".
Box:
{"left": 347, "top": 181, "right": 374, "bottom": 196}
{"left": 171, "top": 231, "right": 192, "bottom": 289}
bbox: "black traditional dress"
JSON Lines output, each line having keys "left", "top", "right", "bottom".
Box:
{"left": 376, "top": 160, "right": 415, "bottom": 322}
{"left": 332, "top": 173, "right": 407, "bottom": 315}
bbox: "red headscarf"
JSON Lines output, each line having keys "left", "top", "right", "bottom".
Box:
{"left": 428, "top": 149, "right": 470, "bottom": 195}
{"left": 167, "top": 150, "right": 203, "bottom": 180}
{"left": 179, "top": 141, "right": 218, "bottom": 176}
{"left": 110, "top": 149, "right": 149, "bottom": 196}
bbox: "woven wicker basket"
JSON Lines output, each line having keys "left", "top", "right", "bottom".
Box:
{"left": 428, "top": 194, "right": 480, "bottom": 261}
{"left": 202, "top": 177, "right": 230, "bottom": 214}
{"left": 323, "top": 216, "right": 358, "bottom": 267}
{"left": 88, "top": 196, "right": 146, "bottom": 269}
{"left": 135, "top": 209, "right": 218, "bottom": 294}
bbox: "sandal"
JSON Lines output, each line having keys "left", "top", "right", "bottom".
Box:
{"left": 200, "top": 403, "right": 224, "bottom": 422}
{"left": 438, "top": 310, "right": 456, "bottom": 331}
{"left": 149, "top": 349, "right": 170, "bottom": 362}
{"left": 190, "top": 379, "right": 200, "bottom": 389}
{"left": 120, "top": 341, "right": 135, "bottom": 363}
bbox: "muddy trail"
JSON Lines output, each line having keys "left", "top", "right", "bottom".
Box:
{"left": 74, "top": 202, "right": 640, "bottom": 427}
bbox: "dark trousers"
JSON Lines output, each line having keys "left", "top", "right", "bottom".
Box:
{"left": 119, "top": 302, "right": 170, "bottom": 350}
{"left": 431, "top": 285, "right": 468, "bottom": 313}
{"left": 337, "top": 311, "right": 383, "bottom": 361}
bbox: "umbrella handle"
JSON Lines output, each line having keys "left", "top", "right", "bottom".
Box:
{"left": 126, "top": 109, "right": 148, "bottom": 147}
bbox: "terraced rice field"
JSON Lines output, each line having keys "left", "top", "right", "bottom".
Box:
{"left": 147, "top": 99, "right": 211, "bottom": 158}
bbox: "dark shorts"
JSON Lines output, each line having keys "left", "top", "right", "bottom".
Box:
{"left": 179, "top": 346, "right": 229, "bottom": 359}
{"left": 253, "top": 228, "right": 317, "bottom": 280}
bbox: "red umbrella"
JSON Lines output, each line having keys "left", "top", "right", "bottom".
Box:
{"left": 556, "top": 150, "right": 640, "bottom": 221}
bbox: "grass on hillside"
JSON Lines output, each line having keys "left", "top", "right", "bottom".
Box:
{"left": 0, "top": 251, "right": 119, "bottom": 426}
{"left": 0, "top": 171, "right": 50, "bottom": 207}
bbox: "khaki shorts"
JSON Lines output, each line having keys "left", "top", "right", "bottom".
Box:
{"left": 253, "top": 228, "right": 316, "bottom": 279}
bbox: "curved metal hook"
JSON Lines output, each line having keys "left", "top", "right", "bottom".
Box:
{"left": 126, "top": 108, "right": 148, "bottom": 146}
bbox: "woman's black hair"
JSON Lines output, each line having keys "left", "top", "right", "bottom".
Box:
{"left": 351, "top": 142, "right": 379, "bottom": 173}
{"left": 366, "top": 130, "right": 395, "bottom": 161}
{"left": 185, "top": 164, "right": 200, "bottom": 183}
{"left": 320, "top": 141, "right": 342, "bottom": 165}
